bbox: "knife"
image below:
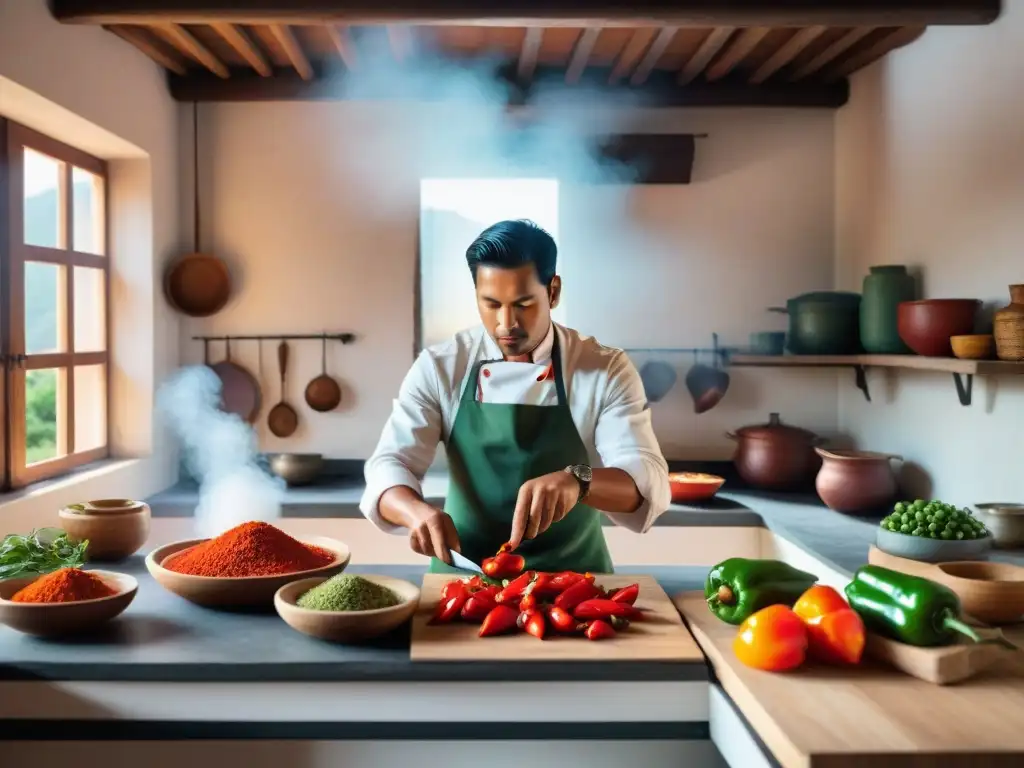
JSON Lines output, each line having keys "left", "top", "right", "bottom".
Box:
{"left": 450, "top": 550, "right": 484, "bottom": 574}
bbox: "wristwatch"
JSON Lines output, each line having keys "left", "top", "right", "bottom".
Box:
{"left": 564, "top": 464, "right": 593, "bottom": 504}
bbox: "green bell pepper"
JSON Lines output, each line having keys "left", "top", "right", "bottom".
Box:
{"left": 704, "top": 557, "right": 818, "bottom": 625}
{"left": 844, "top": 565, "right": 985, "bottom": 647}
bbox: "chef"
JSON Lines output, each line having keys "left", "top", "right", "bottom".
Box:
{"left": 360, "top": 219, "right": 671, "bottom": 574}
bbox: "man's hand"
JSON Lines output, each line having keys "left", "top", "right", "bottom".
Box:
{"left": 405, "top": 503, "right": 462, "bottom": 564}
{"left": 508, "top": 470, "right": 580, "bottom": 550}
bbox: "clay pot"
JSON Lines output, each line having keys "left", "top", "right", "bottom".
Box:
{"left": 814, "top": 449, "right": 903, "bottom": 513}
{"left": 726, "top": 413, "right": 823, "bottom": 491}
{"left": 897, "top": 299, "right": 980, "bottom": 357}
{"left": 58, "top": 499, "right": 151, "bottom": 561}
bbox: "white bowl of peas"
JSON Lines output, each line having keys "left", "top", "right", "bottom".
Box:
{"left": 876, "top": 499, "right": 993, "bottom": 563}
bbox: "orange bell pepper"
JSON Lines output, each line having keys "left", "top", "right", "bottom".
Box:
{"left": 733, "top": 604, "right": 808, "bottom": 672}
{"left": 793, "top": 584, "right": 865, "bottom": 665}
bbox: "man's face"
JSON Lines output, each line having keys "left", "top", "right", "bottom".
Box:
{"left": 475, "top": 264, "right": 561, "bottom": 358}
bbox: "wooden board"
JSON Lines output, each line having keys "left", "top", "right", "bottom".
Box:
{"left": 410, "top": 574, "right": 703, "bottom": 662}
{"left": 675, "top": 591, "right": 1024, "bottom": 768}
{"left": 863, "top": 631, "right": 1007, "bottom": 685}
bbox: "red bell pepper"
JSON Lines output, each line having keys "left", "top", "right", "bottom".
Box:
{"left": 585, "top": 619, "right": 616, "bottom": 641}
{"left": 495, "top": 572, "right": 536, "bottom": 604}
{"left": 553, "top": 579, "right": 601, "bottom": 612}
{"left": 793, "top": 585, "right": 864, "bottom": 665}
{"left": 479, "top": 605, "right": 519, "bottom": 637}
{"left": 572, "top": 598, "right": 633, "bottom": 621}
{"left": 609, "top": 584, "right": 639, "bottom": 605}
{"left": 482, "top": 551, "right": 526, "bottom": 580}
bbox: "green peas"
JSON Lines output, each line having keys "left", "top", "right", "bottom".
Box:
{"left": 883, "top": 499, "right": 991, "bottom": 539}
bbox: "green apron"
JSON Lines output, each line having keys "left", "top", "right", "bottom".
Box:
{"left": 430, "top": 334, "right": 613, "bottom": 575}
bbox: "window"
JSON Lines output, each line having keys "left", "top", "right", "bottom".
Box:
{"left": 418, "top": 178, "right": 561, "bottom": 354}
{"left": 1, "top": 119, "right": 109, "bottom": 490}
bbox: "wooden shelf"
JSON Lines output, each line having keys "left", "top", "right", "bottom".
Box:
{"left": 729, "top": 354, "right": 1024, "bottom": 406}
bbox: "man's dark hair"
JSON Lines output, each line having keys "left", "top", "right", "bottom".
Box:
{"left": 465, "top": 219, "right": 557, "bottom": 286}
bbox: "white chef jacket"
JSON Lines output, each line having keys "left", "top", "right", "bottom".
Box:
{"left": 360, "top": 322, "right": 671, "bottom": 535}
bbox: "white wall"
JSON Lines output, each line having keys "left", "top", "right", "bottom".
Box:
{"left": 0, "top": 0, "right": 181, "bottom": 529}
{"left": 182, "top": 102, "right": 840, "bottom": 460}
{"left": 835, "top": 9, "right": 1024, "bottom": 503}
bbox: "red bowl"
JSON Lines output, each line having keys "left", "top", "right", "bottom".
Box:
{"left": 897, "top": 299, "right": 981, "bottom": 357}
{"left": 668, "top": 472, "right": 725, "bottom": 503}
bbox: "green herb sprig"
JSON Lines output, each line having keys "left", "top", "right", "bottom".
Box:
{"left": 0, "top": 528, "right": 89, "bottom": 580}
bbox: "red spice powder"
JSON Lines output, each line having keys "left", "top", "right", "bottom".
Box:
{"left": 10, "top": 568, "right": 117, "bottom": 604}
{"left": 164, "top": 521, "right": 334, "bottom": 577}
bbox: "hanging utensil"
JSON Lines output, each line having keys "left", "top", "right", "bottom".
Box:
{"left": 268, "top": 341, "right": 299, "bottom": 438}
{"left": 163, "top": 102, "right": 232, "bottom": 317}
{"left": 304, "top": 334, "right": 342, "bottom": 412}
{"left": 638, "top": 360, "right": 677, "bottom": 403}
{"left": 685, "top": 336, "right": 730, "bottom": 414}
{"left": 210, "top": 337, "right": 261, "bottom": 423}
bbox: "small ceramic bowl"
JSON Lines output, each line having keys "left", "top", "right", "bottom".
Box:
{"left": 59, "top": 499, "right": 152, "bottom": 561}
{"left": 0, "top": 570, "right": 138, "bottom": 637}
{"left": 875, "top": 526, "right": 993, "bottom": 563}
{"left": 932, "top": 561, "right": 1024, "bottom": 625}
{"left": 145, "top": 536, "right": 351, "bottom": 608}
{"left": 668, "top": 472, "right": 725, "bottom": 503}
{"left": 275, "top": 575, "right": 420, "bottom": 643}
{"left": 950, "top": 334, "right": 995, "bottom": 360}
{"left": 973, "top": 503, "right": 1024, "bottom": 548}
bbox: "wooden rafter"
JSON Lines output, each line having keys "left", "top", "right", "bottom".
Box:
{"left": 608, "top": 28, "right": 657, "bottom": 85}
{"left": 156, "top": 22, "right": 229, "bottom": 77}
{"left": 51, "top": 0, "right": 1002, "bottom": 27}
{"left": 749, "top": 25, "right": 826, "bottom": 83}
{"left": 103, "top": 24, "right": 187, "bottom": 74}
{"left": 788, "top": 26, "right": 874, "bottom": 80}
{"left": 630, "top": 26, "right": 677, "bottom": 86}
{"left": 821, "top": 25, "right": 927, "bottom": 81}
{"left": 517, "top": 27, "right": 543, "bottom": 80}
{"left": 678, "top": 27, "right": 734, "bottom": 84}
{"left": 705, "top": 27, "right": 770, "bottom": 82}
{"left": 210, "top": 22, "right": 271, "bottom": 76}
{"left": 269, "top": 23, "right": 314, "bottom": 79}
{"left": 326, "top": 25, "right": 357, "bottom": 69}
{"left": 565, "top": 27, "right": 600, "bottom": 84}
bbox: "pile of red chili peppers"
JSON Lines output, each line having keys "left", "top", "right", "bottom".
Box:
{"left": 432, "top": 543, "right": 642, "bottom": 641}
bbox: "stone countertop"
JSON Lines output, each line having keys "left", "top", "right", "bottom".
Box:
{"left": 0, "top": 560, "right": 710, "bottom": 684}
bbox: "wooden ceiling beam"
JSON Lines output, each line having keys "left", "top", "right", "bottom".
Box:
{"left": 326, "top": 25, "right": 357, "bottom": 69}
{"left": 51, "top": 0, "right": 1001, "bottom": 27}
{"left": 608, "top": 28, "right": 658, "bottom": 85}
{"left": 749, "top": 25, "right": 826, "bottom": 83}
{"left": 157, "top": 22, "right": 229, "bottom": 77}
{"left": 821, "top": 26, "right": 927, "bottom": 81}
{"left": 517, "top": 27, "right": 544, "bottom": 81}
{"left": 269, "top": 23, "right": 314, "bottom": 79}
{"left": 629, "top": 26, "right": 677, "bottom": 86}
{"left": 209, "top": 22, "right": 271, "bottom": 76}
{"left": 788, "top": 27, "right": 874, "bottom": 80}
{"left": 103, "top": 24, "right": 188, "bottom": 74}
{"left": 704, "top": 27, "right": 770, "bottom": 82}
{"left": 565, "top": 27, "right": 600, "bottom": 84}
{"left": 678, "top": 27, "right": 733, "bottom": 84}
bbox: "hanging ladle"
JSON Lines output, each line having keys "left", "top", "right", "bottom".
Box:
{"left": 268, "top": 341, "right": 299, "bottom": 438}
{"left": 305, "top": 334, "right": 342, "bottom": 412}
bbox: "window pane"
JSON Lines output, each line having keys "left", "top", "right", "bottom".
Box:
{"left": 73, "top": 266, "right": 106, "bottom": 352}
{"left": 74, "top": 364, "right": 107, "bottom": 452}
{"left": 25, "top": 262, "right": 65, "bottom": 354}
{"left": 72, "top": 166, "right": 105, "bottom": 256}
{"left": 25, "top": 368, "right": 67, "bottom": 465}
{"left": 23, "top": 148, "right": 65, "bottom": 249}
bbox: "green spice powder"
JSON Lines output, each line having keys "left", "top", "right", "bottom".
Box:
{"left": 297, "top": 574, "right": 402, "bottom": 612}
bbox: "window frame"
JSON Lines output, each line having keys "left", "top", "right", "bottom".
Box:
{"left": 2, "top": 118, "right": 111, "bottom": 490}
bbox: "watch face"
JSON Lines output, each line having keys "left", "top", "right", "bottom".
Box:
{"left": 574, "top": 464, "right": 593, "bottom": 483}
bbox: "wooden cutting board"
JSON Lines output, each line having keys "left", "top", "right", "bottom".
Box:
{"left": 410, "top": 574, "right": 703, "bottom": 662}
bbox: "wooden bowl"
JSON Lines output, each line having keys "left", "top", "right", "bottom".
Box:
{"left": 145, "top": 536, "right": 351, "bottom": 608}
{"left": 275, "top": 575, "right": 420, "bottom": 643}
{"left": 0, "top": 570, "right": 138, "bottom": 637}
{"left": 875, "top": 526, "right": 992, "bottom": 563}
{"left": 932, "top": 561, "right": 1024, "bottom": 625}
{"left": 59, "top": 499, "right": 151, "bottom": 561}
{"left": 668, "top": 472, "right": 725, "bottom": 503}
{"left": 950, "top": 334, "right": 995, "bottom": 360}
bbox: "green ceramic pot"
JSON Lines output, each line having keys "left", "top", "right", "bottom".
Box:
{"left": 861, "top": 265, "right": 917, "bottom": 354}
{"left": 770, "top": 292, "right": 862, "bottom": 355}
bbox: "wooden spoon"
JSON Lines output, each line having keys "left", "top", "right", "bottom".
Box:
{"left": 268, "top": 341, "right": 298, "bottom": 438}
{"left": 304, "top": 335, "right": 342, "bottom": 412}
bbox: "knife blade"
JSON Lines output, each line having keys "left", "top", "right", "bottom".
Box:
{"left": 450, "top": 550, "right": 484, "bottom": 574}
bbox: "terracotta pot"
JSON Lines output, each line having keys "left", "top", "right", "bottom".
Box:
{"left": 814, "top": 449, "right": 903, "bottom": 513}
{"left": 726, "top": 413, "right": 823, "bottom": 491}
{"left": 897, "top": 299, "right": 980, "bottom": 357}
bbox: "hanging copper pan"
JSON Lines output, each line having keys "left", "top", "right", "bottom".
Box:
{"left": 210, "top": 338, "right": 261, "bottom": 424}
{"left": 164, "top": 102, "right": 232, "bottom": 317}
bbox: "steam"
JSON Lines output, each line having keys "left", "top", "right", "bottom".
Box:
{"left": 157, "top": 366, "right": 284, "bottom": 539}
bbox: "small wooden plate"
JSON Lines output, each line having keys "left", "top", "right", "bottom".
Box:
{"left": 275, "top": 575, "right": 420, "bottom": 643}
{"left": 0, "top": 570, "right": 138, "bottom": 637}
{"left": 145, "top": 536, "right": 351, "bottom": 609}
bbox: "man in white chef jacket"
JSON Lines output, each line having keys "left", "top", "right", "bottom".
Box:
{"left": 360, "top": 219, "right": 671, "bottom": 573}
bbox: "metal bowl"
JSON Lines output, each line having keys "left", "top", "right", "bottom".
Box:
{"left": 973, "top": 503, "right": 1024, "bottom": 548}
{"left": 267, "top": 453, "right": 324, "bottom": 486}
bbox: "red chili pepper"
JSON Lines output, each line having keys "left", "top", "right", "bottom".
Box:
{"left": 482, "top": 552, "right": 527, "bottom": 580}
{"left": 585, "top": 619, "right": 616, "bottom": 641}
{"left": 430, "top": 591, "right": 468, "bottom": 624}
{"left": 527, "top": 572, "right": 554, "bottom": 598}
{"left": 495, "top": 571, "right": 536, "bottom": 604}
{"left": 525, "top": 610, "right": 546, "bottom": 640}
{"left": 572, "top": 598, "right": 633, "bottom": 621}
{"left": 609, "top": 584, "right": 639, "bottom": 605}
{"left": 553, "top": 579, "right": 601, "bottom": 612}
{"left": 546, "top": 605, "right": 577, "bottom": 633}
{"left": 440, "top": 579, "right": 468, "bottom": 602}
{"left": 479, "top": 605, "right": 520, "bottom": 637}
{"left": 497, "top": 541, "right": 514, "bottom": 554}
{"left": 547, "top": 572, "right": 584, "bottom": 592}
{"left": 519, "top": 593, "right": 538, "bottom": 612}
{"left": 461, "top": 592, "right": 498, "bottom": 623}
